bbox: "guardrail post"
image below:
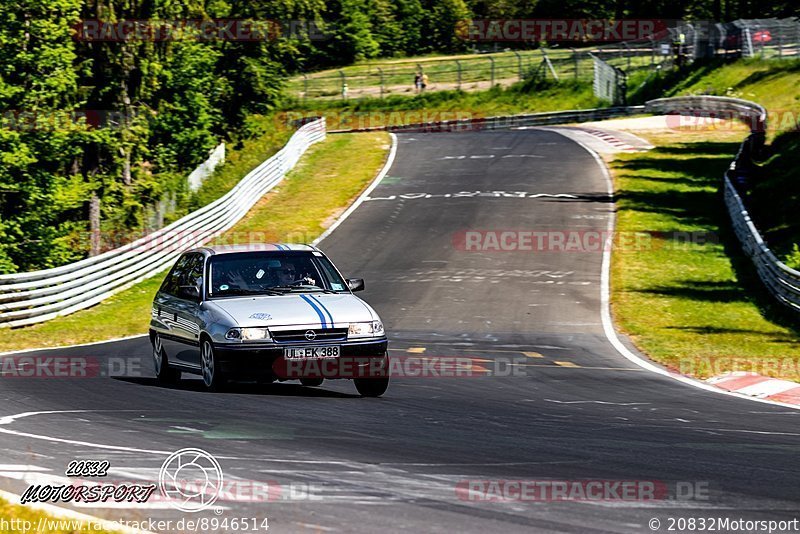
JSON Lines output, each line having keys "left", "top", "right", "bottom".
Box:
{"left": 795, "top": 22, "right": 800, "bottom": 59}
{"left": 377, "top": 67, "right": 385, "bottom": 99}
{"left": 303, "top": 73, "right": 308, "bottom": 102}
{"left": 513, "top": 50, "right": 522, "bottom": 81}
{"left": 541, "top": 49, "right": 558, "bottom": 81}
{"left": 623, "top": 42, "right": 631, "bottom": 71}
{"left": 488, "top": 56, "right": 495, "bottom": 86}
{"left": 651, "top": 40, "right": 656, "bottom": 66}
{"left": 456, "top": 59, "right": 462, "bottom": 90}
{"left": 339, "top": 70, "right": 347, "bottom": 100}
{"left": 571, "top": 48, "right": 578, "bottom": 79}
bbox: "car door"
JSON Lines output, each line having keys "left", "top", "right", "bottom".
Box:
{"left": 157, "top": 253, "right": 204, "bottom": 369}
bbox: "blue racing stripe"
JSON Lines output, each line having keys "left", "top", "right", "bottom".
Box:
{"left": 275, "top": 244, "right": 285, "bottom": 250}
{"left": 310, "top": 295, "right": 335, "bottom": 327}
{"left": 300, "top": 294, "right": 327, "bottom": 329}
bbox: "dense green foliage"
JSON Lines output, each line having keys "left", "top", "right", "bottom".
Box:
{"left": 0, "top": 0, "right": 326, "bottom": 272}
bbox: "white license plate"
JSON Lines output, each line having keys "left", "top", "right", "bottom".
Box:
{"left": 284, "top": 346, "right": 341, "bottom": 360}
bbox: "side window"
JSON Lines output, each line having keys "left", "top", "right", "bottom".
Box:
{"left": 186, "top": 254, "right": 205, "bottom": 292}
{"left": 161, "top": 254, "right": 192, "bottom": 296}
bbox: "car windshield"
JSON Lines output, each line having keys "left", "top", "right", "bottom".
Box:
{"left": 207, "top": 251, "right": 348, "bottom": 298}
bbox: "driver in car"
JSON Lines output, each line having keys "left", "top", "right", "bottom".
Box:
{"left": 274, "top": 262, "right": 299, "bottom": 286}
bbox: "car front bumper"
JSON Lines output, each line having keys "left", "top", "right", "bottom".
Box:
{"left": 214, "top": 338, "right": 389, "bottom": 380}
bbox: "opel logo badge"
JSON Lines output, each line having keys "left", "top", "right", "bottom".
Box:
{"left": 304, "top": 330, "right": 317, "bottom": 341}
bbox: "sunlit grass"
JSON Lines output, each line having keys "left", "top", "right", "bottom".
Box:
{"left": 610, "top": 129, "right": 800, "bottom": 381}
{"left": 0, "top": 497, "right": 119, "bottom": 533}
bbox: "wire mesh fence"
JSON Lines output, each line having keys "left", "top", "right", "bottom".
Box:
{"left": 288, "top": 17, "right": 799, "bottom": 102}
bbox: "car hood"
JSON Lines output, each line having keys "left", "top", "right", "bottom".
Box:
{"left": 205, "top": 293, "right": 377, "bottom": 329}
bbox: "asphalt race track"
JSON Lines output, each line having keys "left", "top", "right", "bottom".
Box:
{"left": 1, "top": 129, "right": 799, "bottom": 533}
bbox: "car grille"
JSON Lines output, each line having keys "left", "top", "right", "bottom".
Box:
{"left": 271, "top": 328, "right": 348, "bottom": 343}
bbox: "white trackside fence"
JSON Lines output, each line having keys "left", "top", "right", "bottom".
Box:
{"left": 0, "top": 118, "right": 326, "bottom": 328}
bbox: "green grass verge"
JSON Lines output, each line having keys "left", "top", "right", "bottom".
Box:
{"left": 610, "top": 129, "right": 800, "bottom": 382}
{"left": 0, "top": 497, "right": 118, "bottom": 533}
{"left": 0, "top": 132, "right": 390, "bottom": 353}
{"left": 611, "top": 59, "right": 800, "bottom": 382}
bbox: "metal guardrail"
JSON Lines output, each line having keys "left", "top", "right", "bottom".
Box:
{"left": 330, "top": 106, "right": 646, "bottom": 134}
{"left": 646, "top": 95, "right": 800, "bottom": 313}
{"left": 0, "top": 118, "right": 326, "bottom": 328}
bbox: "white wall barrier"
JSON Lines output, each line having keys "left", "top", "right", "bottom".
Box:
{"left": 0, "top": 118, "right": 325, "bottom": 328}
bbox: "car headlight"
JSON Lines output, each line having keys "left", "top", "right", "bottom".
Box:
{"left": 348, "top": 321, "right": 384, "bottom": 338}
{"left": 225, "top": 327, "right": 271, "bottom": 342}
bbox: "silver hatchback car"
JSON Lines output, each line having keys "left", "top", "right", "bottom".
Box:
{"left": 149, "top": 244, "right": 389, "bottom": 396}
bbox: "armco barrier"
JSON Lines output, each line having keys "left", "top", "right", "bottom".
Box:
{"left": 0, "top": 118, "right": 326, "bottom": 328}
{"left": 645, "top": 95, "right": 800, "bottom": 313}
{"left": 328, "top": 106, "right": 645, "bottom": 133}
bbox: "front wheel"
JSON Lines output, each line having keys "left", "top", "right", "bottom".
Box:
{"left": 152, "top": 333, "right": 180, "bottom": 384}
{"left": 200, "top": 339, "right": 226, "bottom": 391}
{"left": 354, "top": 377, "right": 389, "bottom": 397}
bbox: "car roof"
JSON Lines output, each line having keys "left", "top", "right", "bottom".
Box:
{"left": 196, "top": 244, "right": 319, "bottom": 256}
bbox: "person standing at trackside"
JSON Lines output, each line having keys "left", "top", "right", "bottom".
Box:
{"left": 421, "top": 72, "right": 429, "bottom": 92}
{"left": 414, "top": 72, "right": 422, "bottom": 93}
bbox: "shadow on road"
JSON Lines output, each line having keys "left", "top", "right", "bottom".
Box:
{"left": 113, "top": 376, "right": 362, "bottom": 398}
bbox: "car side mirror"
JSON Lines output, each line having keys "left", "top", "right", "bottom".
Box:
{"left": 178, "top": 285, "right": 201, "bottom": 301}
{"left": 346, "top": 278, "right": 365, "bottom": 292}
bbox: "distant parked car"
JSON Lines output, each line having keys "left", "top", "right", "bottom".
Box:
{"left": 149, "top": 244, "right": 389, "bottom": 396}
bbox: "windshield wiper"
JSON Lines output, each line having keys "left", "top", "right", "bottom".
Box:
{"left": 267, "top": 285, "right": 336, "bottom": 293}
{"left": 214, "top": 288, "right": 282, "bottom": 297}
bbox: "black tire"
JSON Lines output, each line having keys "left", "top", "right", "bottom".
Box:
{"left": 354, "top": 377, "right": 389, "bottom": 397}
{"left": 300, "top": 377, "right": 324, "bottom": 387}
{"left": 152, "top": 333, "right": 180, "bottom": 384}
{"left": 200, "top": 338, "right": 227, "bottom": 391}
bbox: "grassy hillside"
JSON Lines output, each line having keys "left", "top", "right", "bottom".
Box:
{"left": 285, "top": 78, "right": 605, "bottom": 130}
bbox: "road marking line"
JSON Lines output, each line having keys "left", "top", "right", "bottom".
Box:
{"left": 313, "top": 132, "right": 398, "bottom": 245}
{"left": 406, "top": 347, "right": 426, "bottom": 353}
{"left": 523, "top": 351, "right": 544, "bottom": 358}
{"left": 0, "top": 334, "right": 148, "bottom": 358}
{"left": 554, "top": 361, "right": 579, "bottom": 368}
